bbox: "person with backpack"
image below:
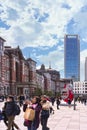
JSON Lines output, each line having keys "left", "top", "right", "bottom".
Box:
{"left": 2, "top": 99, "right": 14, "bottom": 130}
{"left": 5, "top": 95, "right": 20, "bottom": 130}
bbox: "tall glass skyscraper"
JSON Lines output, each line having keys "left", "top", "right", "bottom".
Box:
{"left": 64, "top": 35, "right": 80, "bottom": 81}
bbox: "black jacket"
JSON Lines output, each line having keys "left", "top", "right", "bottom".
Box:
{"left": 5, "top": 101, "right": 15, "bottom": 116}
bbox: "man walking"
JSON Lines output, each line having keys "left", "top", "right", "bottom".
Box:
{"left": 5, "top": 95, "right": 20, "bottom": 130}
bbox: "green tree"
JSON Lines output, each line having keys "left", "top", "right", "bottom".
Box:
{"left": 34, "top": 87, "right": 42, "bottom": 96}
{"left": 44, "top": 90, "right": 53, "bottom": 97}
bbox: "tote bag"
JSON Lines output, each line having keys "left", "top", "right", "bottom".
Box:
{"left": 24, "top": 108, "right": 35, "bottom": 121}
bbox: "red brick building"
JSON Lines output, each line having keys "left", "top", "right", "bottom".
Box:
{"left": 0, "top": 37, "right": 37, "bottom": 96}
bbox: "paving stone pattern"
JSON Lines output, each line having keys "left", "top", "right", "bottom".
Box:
{"left": 0, "top": 101, "right": 87, "bottom": 130}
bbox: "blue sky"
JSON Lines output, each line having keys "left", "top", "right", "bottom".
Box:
{"left": 0, "top": 0, "right": 87, "bottom": 81}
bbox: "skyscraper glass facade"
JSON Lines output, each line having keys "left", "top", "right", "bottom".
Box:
{"left": 64, "top": 35, "right": 80, "bottom": 81}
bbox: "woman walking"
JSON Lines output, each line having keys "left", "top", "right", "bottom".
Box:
{"left": 23, "top": 96, "right": 42, "bottom": 130}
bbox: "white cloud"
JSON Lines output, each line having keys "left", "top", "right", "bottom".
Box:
{"left": 57, "top": 44, "right": 64, "bottom": 51}
{"left": 37, "top": 49, "right": 64, "bottom": 71}
{"left": 0, "top": 0, "right": 87, "bottom": 81}
{"left": 0, "top": 0, "right": 86, "bottom": 48}
{"left": 72, "top": 12, "right": 87, "bottom": 38}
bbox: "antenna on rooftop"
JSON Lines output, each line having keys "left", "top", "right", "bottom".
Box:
{"left": 49, "top": 61, "right": 51, "bottom": 69}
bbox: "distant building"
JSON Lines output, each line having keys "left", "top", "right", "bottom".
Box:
{"left": 36, "top": 73, "right": 44, "bottom": 92}
{"left": 36, "top": 64, "right": 60, "bottom": 94}
{"left": 73, "top": 81, "right": 87, "bottom": 94}
{"left": 64, "top": 34, "right": 80, "bottom": 81}
{"left": 85, "top": 57, "right": 87, "bottom": 81}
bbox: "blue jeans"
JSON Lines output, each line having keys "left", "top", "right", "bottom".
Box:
{"left": 27, "top": 124, "right": 37, "bottom": 130}
{"left": 27, "top": 126, "right": 31, "bottom": 130}
{"left": 41, "top": 116, "right": 49, "bottom": 130}
{"left": 32, "top": 125, "right": 37, "bottom": 130}
{"left": 27, "top": 126, "right": 32, "bottom": 130}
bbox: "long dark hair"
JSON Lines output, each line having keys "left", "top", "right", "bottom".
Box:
{"left": 34, "top": 96, "right": 41, "bottom": 104}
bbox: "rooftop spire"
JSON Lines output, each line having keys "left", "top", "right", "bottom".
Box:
{"left": 49, "top": 61, "right": 51, "bottom": 69}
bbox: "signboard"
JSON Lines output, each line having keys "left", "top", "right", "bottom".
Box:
{"left": 67, "top": 35, "right": 77, "bottom": 38}
{"left": 61, "top": 87, "right": 69, "bottom": 99}
{"left": 61, "top": 84, "right": 74, "bottom": 103}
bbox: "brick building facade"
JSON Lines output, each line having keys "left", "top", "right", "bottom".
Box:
{"left": 0, "top": 37, "right": 37, "bottom": 96}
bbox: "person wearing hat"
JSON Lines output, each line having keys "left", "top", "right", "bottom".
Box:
{"left": 40, "top": 95, "right": 50, "bottom": 130}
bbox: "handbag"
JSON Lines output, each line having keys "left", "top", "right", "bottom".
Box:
{"left": 24, "top": 108, "right": 35, "bottom": 121}
{"left": 24, "top": 119, "right": 31, "bottom": 127}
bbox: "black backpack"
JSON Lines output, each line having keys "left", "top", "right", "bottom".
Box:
{"left": 14, "top": 103, "right": 21, "bottom": 115}
{"left": 0, "top": 110, "right": 4, "bottom": 120}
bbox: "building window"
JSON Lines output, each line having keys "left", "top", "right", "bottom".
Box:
{"left": 6, "top": 59, "right": 9, "bottom": 67}
{"left": 5, "top": 71, "right": 10, "bottom": 81}
{"left": 22, "top": 62, "right": 24, "bottom": 75}
{"left": 0, "top": 56, "right": 1, "bottom": 61}
{"left": 25, "top": 77, "right": 29, "bottom": 82}
{"left": 24, "top": 67, "right": 28, "bottom": 75}
{"left": 7, "top": 71, "right": 10, "bottom": 81}
{"left": 0, "top": 67, "right": 1, "bottom": 77}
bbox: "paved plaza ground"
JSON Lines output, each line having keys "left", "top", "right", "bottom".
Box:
{"left": 0, "top": 101, "right": 87, "bottom": 130}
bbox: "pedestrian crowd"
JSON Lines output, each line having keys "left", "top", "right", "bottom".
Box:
{"left": 0, "top": 94, "right": 62, "bottom": 130}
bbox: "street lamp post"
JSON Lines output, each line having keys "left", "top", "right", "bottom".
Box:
{"left": 73, "top": 82, "right": 76, "bottom": 110}
{"left": 71, "top": 79, "right": 76, "bottom": 110}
